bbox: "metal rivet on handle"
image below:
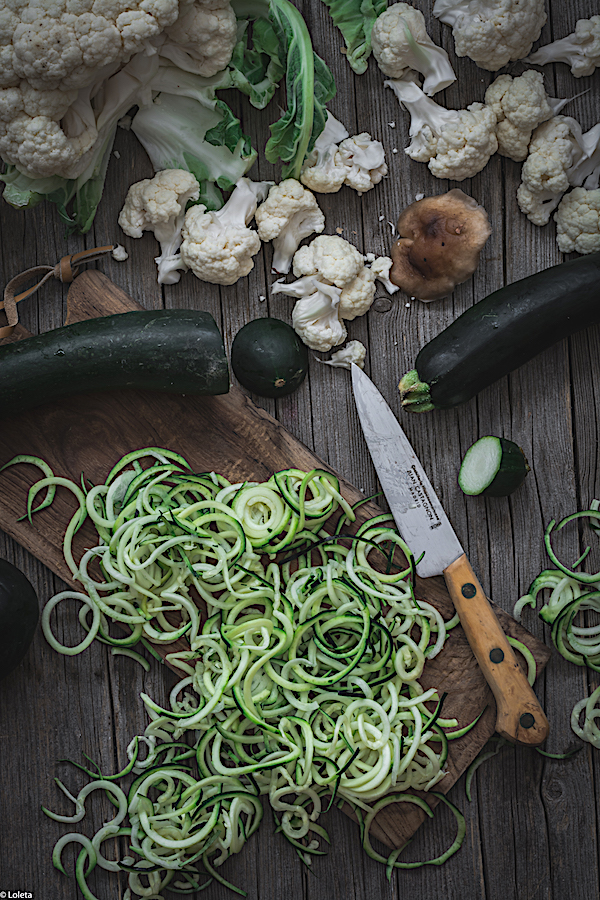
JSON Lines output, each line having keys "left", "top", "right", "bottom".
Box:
{"left": 520, "top": 713, "right": 535, "bottom": 729}
{"left": 489, "top": 648, "right": 504, "bottom": 663}
{"left": 461, "top": 582, "right": 476, "bottom": 598}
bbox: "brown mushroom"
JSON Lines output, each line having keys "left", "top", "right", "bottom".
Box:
{"left": 390, "top": 189, "right": 491, "bottom": 301}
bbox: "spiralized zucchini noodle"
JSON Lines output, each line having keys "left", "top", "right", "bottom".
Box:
{"left": 6, "top": 448, "right": 470, "bottom": 897}
{"left": 514, "top": 501, "right": 600, "bottom": 752}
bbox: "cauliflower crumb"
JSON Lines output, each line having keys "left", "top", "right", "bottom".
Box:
{"left": 112, "top": 244, "right": 128, "bottom": 262}
{"left": 113, "top": 150, "right": 121, "bottom": 160}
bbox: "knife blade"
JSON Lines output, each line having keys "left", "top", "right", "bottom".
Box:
{"left": 351, "top": 364, "right": 549, "bottom": 747}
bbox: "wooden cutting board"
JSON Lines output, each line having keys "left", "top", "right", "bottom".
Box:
{"left": 0, "top": 269, "right": 551, "bottom": 851}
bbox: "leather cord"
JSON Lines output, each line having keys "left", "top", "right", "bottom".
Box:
{"left": 0, "top": 245, "right": 116, "bottom": 339}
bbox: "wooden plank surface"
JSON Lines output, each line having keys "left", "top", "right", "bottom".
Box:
{"left": 1, "top": 0, "right": 600, "bottom": 897}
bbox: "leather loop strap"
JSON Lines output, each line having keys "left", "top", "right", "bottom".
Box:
{"left": 0, "top": 245, "right": 116, "bottom": 339}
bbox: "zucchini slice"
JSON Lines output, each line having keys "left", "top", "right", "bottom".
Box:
{"left": 458, "top": 436, "right": 529, "bottom": 497}
{"left": 0, "top": 309, "right": 229, "bottom": 417}
{"left": 399, "top": 252, "right": 600, "bottom": 412}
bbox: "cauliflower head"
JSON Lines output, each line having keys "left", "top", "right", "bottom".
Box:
{"left": 371, "top": 2, "right": 456, "bottom": 96}
{"left": 118, "top": 167, "right": 200, "bottom": 283}
{"left": 255, "top": 179, "right": 325, "bottom": 274}
{"left": 485, "top": 70, "right": 553, "bottom": 161}
{"left": 292, "top": 235, "right": 365, "bottom": 288}
{"left": 433, "top": 0, "right": 546, "bottom": 71}
{"left": 554, "top": 187, "right": 600, "bottom": 255}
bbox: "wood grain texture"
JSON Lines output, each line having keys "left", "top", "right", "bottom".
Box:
{"left": 0, "top": 0, "right": 599, "bottom": 897}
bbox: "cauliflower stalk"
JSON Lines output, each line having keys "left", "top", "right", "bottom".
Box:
{"left": 554, "top": 188, "right": 600, "bottom": 255}
{"left": 528, "top": 16, "right": 600, "bottom": 78}
{"left": 371, "top": 2, "right": 456, "bottom": 96}
{"left": 385, "top": 79, "right": 498, "bottom": 181}
{"left": 433, "top": 0, "right": 546, "bottom": 71}
{"left": 517, "top": 117, "right": 600, "bottom": 226}
{"left": 485, "top": 70, "right": 573, "bottom": 162}
{"left": 300, "top": 112, "right": 387, "bottom": 196}
{"left": 272, "top": 235, "right": 382, "bottom": 350}
{"left": 255, "top": 179, "right": 325, "bottom": 274}
{"left": 180, "top": 177, "right": 272, "bottom": 284}
{"left": 118, "top": 168, "right": 200, "bottom": 284}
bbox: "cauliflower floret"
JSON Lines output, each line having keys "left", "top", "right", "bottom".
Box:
{"left": 370, "top": 255, "right": 400, "bottom": 294}
{"left": 386, "top": 79, "right": 497, "bottom": 181}
{"left": 337, "top": 134, "right": 387, "bottom": 195}
{"left": 292, "top": 235, "right": 365, "bottom": 288}
{"left": 255, "top": 179, "right": 325, "bottom": 274}
{"left": 161, "top": 0, "right": 237, "bottom": 77}
{"left": 554, "top": 188, "right": 600, "bottom": 255}
{"left": 517, "top": 116, "right": 596, "bottom": 226}
{"left": 339, "top": 266, "right": 376, "bottom": 320}
{"left": 300, "top": 111, "right": 350, "bottom": 194}
{"left": 319, "top": 340, "right": 367, "bottom": 370}
{"left": 180, "top": 177, "right": 271, "bottom": 285}
{"left": 528, "top": 16, "right": 600, "bottom": 78}
{"left": 485, "top": 70, "right": 553, "bottom": 162}
{"left": 371, "top": 2, "right": 456, "bottom": 96}
{"left": 118, "top": 168, "right": 200, "bottom": 284}
{"left": 433, "top": 0, "right": 546, "bottom": 71}
{"left": 272, "top": 275, "right": 347, "bottom": 352}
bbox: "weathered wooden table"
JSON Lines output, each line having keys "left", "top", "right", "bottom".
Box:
{"left": 1, "top": 1, "right": 600, "bottom": 897}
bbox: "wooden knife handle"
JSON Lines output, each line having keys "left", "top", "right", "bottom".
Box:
{"left": 443, "top": 553, "right": 549, "bottom": 747}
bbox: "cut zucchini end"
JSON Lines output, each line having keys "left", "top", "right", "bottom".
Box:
{"left": 398, "top": 369, "right": 435, "bottom": 413}
{"left": 458, "top": 436, "right": 529, "bottom": 498}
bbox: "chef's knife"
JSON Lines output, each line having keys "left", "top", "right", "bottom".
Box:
{"left": 351, "top": 364, "right": 549, "bottom": 747}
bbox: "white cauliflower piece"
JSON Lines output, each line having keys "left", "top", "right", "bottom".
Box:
{"left": 319, "top": 340, "right": 367, "bottom": 370}
{"left": 517, "top": 117, "right": 600, "bottom": 226}
{"left": 118, "top": 168, "right": 200, "bottom": 284}
{"left": 485, "top": 70, "right": 553, "bottom": 162}
{"left": 554, "top": 188, "right": 600, "bottom": 255}
{"left": 292, "top": 235, "right": 365, "bottom": 288}
{"left": 371, "top": 2, "right": 456, "bottom": 96}
{"left": 433, "top": 0, "right": 546, "bottom": 71}
{"left": 528, "top": 16, "right": 600, "bottom": 78}
{"left": 339, "top": 266, "right": 376, "bottom": 320}
{"left": 300, "top": 111, "right": 350, "bottom": 194}
{"left": 386, "top": 79, "right": 497, "bottom": 181}
{"left": 160, "top": 0, "right": 237, "bottom": 77}
{"left": 338, "top": 134, "right": 387, "bottom": 195}
{"left": 181, "top": 177, "right": 271, "bottom": 285}
{"left": 370, "top": 255, "right": 400, "bottom": 294}
{"left": 255, "top": 179, "right": 325, "bottom": 274}
{"left": 272, "top": 276, "right": 347, "bottom": 352}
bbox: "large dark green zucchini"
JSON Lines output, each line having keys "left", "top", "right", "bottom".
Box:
{"left": 399, "top": 252, "right": 600, "bottom": 412}
{"left": 0, "top": 309, "right": 229, "bottom": 417}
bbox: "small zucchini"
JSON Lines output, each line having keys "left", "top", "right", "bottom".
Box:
{"left": 0, "top": 559, "right": 39, "bottom": 680}
{"left": 231, "top": 317, "right": 309, "bottom": 398}
{"left": 0, "top": 309, "right": 229, "bottom": 418}
{"left": 399, "top": 252, "right": 600, "bottom": 412}
{"left": 458, "top": 436, "right": 530, "bottom": 497}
